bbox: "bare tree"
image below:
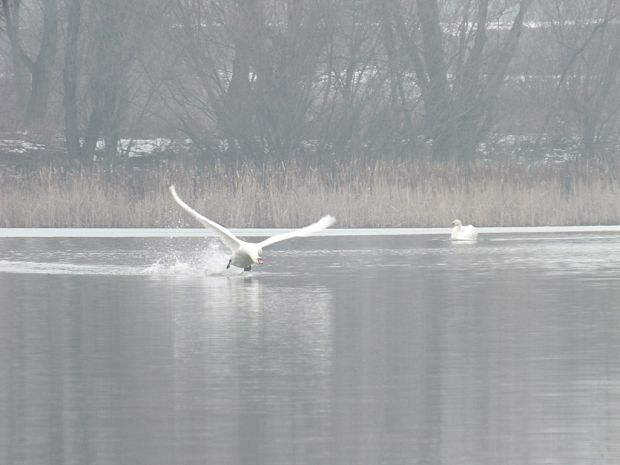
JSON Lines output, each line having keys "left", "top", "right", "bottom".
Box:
{"left": 24, "top": 0, "right": 57, "bottom": 126}
{"left": 383, "top": 0, "right": 533, "bottom": 161}
{"left": 2, "top": 0, "right": 58, "bottom": 127}
{"left": 4, "top": 0, "right": 620, "bottom": 165}
{"left": 2, "top": 0, "right": 28, "bottom": 117}
{"left": 170, "top": 0, "right": 334, "bottom": 162}
{"left": 59, "top": 0, "right": 169, "bottom": 162}
{"left": 533, "top": 0, "right": 620, "bottom": 159}
{"left": 63, "top": 0, "right": 81, "bottom": 160}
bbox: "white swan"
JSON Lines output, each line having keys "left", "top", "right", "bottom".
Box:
{"left": 451, "top": 219, "right": 478, "bottom": 241}
{"left": 169, "top": 186, "right": 335, "bottom": 271}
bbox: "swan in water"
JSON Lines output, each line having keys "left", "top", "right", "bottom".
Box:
{"left": 169, "top": 186, "right": 335, "bottom": 271}
{"left": 451, "top": 219, "right": 478, "bottom": 241}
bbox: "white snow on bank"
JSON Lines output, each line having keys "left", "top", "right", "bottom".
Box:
{"left": 95, "top": 138, "right": 174, "bottom": 157}
{"left": 441, "top": 18, "right": 620, "bottom": 36}
{"left": 0, "top": 135, "right": 611, "bottom": 165}
{"left": 0, "top": 137, "right": 182, "bottom": 158}
{"left": 0, "top": 139, "right": 46, "bottom": 154}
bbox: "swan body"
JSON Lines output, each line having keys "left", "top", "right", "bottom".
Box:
{"left": 451, "top": 219, "right": 478, "bottom": 241}
{"left": 169, "top": 186, "right": 335, "bottom": 270}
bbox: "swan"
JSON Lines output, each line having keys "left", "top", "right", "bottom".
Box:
{"left": 169, "top": 186, "right": 335, "bottom": 271}
{"left": 451, "top": 219, "right": 478, "bottom": 241}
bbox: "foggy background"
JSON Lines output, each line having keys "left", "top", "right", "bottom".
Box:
{"left": 1, "top": 0, "right": 620, "bottom": 164}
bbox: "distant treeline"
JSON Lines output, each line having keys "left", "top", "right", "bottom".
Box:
{"left": 1, "top": 160, "right": 619, "bottom": 227}
{"left": 1, "top": 0, "right": 620, "bottom": 163}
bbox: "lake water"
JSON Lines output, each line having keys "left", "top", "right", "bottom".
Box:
{"left": 1, "top": 229, "right": 619, "bottom": 465}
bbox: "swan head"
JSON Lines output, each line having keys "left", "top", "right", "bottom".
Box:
{"left": 451, "top": 219, "right": 462, "bottom": 228}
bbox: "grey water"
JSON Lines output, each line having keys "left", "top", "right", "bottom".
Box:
{"left": 1, "top": 230, "right": 620, "bottom": 465}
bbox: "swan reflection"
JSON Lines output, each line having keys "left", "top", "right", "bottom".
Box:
{"left": 170, "top": 276, "right": 334, "bottom": 463}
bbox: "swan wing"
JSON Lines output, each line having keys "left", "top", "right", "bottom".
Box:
{"left": 464, "top": 225, "right": 478, "bottom": 240}
{"left": 258, "top": 215, "right": 335, "bottom": 248}
{"left": 455, "top": 225, "right": 478, "bottom": 240}
{"left": 169, "top": 186, "right": 241, "bottom": 251}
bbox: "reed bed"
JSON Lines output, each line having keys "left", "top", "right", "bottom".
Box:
{"left": 1, "top": 160, "right": 619, "bottom": 228}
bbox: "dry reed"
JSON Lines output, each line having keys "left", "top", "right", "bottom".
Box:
{"left": 1, "top": 160, "right": 619, "bottom": 228}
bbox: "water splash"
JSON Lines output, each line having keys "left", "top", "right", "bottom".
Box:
{"left": 0, "top": 240, "right": 246, "bottom": 277}
{"left": 143, "top": 242, "right": 243, "bottom": 276}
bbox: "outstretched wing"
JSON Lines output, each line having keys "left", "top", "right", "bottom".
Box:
{"left": 169, "top": 186, "right": 241, "bottom": 251}
{"left": 258, "top": 215, "right": 335, "bottom": 248}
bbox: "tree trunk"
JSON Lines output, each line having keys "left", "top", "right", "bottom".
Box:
{"left": 102, "top": 87, "right": 120, "bottom": 164}
{"left": 478, "top": 0, "right": 533, "bottom": 132}
{"left": 380, "top": 0, "right": 418, "bottom": 157}
{"left": 452, "top": 0, "right": 489, "bottom": 161}
{"left": 63, "top": 0, "right": 82, "bottom": 161}
{"left": 2, "top": 0, "right": 28, "bottom": 120}
{"left": 24, "top": 0, "right": 58, "bottom": 127}
{"left": 224, "top": 44, "right": 253, "bottom": 161}
{"left": 415, "top": 0, "right": 453, "bottom": 160}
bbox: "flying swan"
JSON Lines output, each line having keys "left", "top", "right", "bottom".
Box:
{"left": 451, "top": 219, "right": 478, "bottom": 241}
{"left": 169, "top": 186, "right": 335, "bottom": 271}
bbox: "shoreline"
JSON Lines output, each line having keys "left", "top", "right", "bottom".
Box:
{"left": 2, "top": 225, "right": 620, "bottom": 238}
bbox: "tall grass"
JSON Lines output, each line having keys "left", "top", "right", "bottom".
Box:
{"left": 1, "top": 160, "right": 619, "bottom": 227}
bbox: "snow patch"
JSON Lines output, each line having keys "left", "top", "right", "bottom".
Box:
{"left": 95, "top": 138, "right": 173, "bottom": 157}
{"left": 0, "top": 139, "right": 47, "bottom": 154}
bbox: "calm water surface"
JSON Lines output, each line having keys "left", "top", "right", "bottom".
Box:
{"left": 0, "top": 230, "right": 619, "bottom": 465}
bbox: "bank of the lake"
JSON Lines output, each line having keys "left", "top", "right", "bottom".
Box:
{"left": 1, "top": 160, "right": 619, "bottom": 228}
